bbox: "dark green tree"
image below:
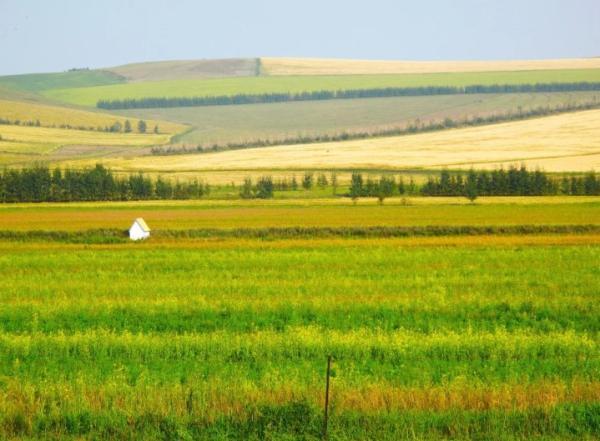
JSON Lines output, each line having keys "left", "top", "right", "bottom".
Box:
{"left": 302, "top": 172, "right": 313, "bottom": 190}
{"left": 255, "top": 176, "right": 274, "bottom": 199}
{"left": 464, "top": 169, "right": 479, "bottom": 203}
{"left": 240, "top": 178, "right": 253, "bottom": 199}
{"left": 137, "top": 120, "right": 147, "bottom": 134}
{"left": 376, "top": 176, "right": 395, "bottom": 205}
{"left": 349, "top": 172, "right": 363, "bottom": 203}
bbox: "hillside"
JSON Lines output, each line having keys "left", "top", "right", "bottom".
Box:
{"left": 118, "top": 91, "right": 600, "bottom": 147}
{"left": 76, "top": 109, "right": 600, "bottom": 174}
{"left": 106, "top": 58, "right": 260, "bottom": 82}
{"left": 2, "top": 56, "right": 600, "bottom": 174}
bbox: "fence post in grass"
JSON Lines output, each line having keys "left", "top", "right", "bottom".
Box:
{"left": 322, "top": 355, "right": 332, "bottom": 440}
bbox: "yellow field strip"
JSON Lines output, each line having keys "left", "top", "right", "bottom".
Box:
{"left": 0, "top": 124, "right": 171, "bottom": 153}
{"left": 0, "top": 98, "right": 185, "bottom": 135}
{"left": 262, "top": 57, "right": 600, "bottom": 75}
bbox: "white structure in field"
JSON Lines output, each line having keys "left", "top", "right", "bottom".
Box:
{"left": 129, "top": 218, "right": 151, "bottom": 240}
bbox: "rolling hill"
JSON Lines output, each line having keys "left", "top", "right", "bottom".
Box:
{"left": 2, "top": 56, "right": 600, "bottom": 175}
{"left": 68, "top": 109, "right": 600, "bottom": 174}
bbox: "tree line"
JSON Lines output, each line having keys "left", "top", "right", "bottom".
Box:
{"left": 0, "top": 117, "right": 157, "bottom": 134}
{"left": 420, "top": 167, "right": 600, "bottom": 198}
{"left": 151, "top": 100, "right": 600, "bottom": 156}
{"left": 0, "top": 165, "right": 209, "bottom": 203}
{"left": 1, "top": 165, "right": 598, "bottom": 203}
{"left": 344, "top": 168, "right": 599, "bottom": 203}
{"left": 97, "top": 82, "right": 600, "bottom": 109}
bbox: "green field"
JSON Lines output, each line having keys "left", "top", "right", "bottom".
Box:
{"left": 117, "top": 91, "right": 600, "bottom": 146}
{"left": 0, "top": 69, "right": 125, "bottom": 93}
{"left": 0, "top": 213, "right": 598, "bottom": 439}
{"left": 43, "top": 69, "right": 600, "bottom": 107}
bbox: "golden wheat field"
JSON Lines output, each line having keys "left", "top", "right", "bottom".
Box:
{"left": 0, "top": 124, "right": 170, "bottom": 147}
{"left": 0, "top": 98, "right": 185, "bottom": 134}
{"left": 261, "top": 57, "right": 600, "bottom": 76}
{"left": 78, "top": 109, "right": 600, "bottom": 173}
{"left": 0, "top": 124, "right": 174, "bottom": 165}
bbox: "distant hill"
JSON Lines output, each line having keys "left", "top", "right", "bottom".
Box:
{"left": 105, "top": 58, "right": 261, "bottom": 82}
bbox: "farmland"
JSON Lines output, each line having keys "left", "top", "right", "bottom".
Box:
{"left": 43, "top": 69, "right": 600, "bottom": 107}
{"left": 0, "top": 98, "right": 185, "bottom": 134}
{"left": 0, "top": 196, "right": 598, "bottom": 231}
{"left": 119, "top": 91, "right": 600, "bottom": 147}
{"left": 81, "top": 109, "right": 600, "bottom": 174}
{"left": 0, "top": 196, "right": 598, "bottom": 439}
{"left": 0, "top": 124, "right": 174, "bottom": 166}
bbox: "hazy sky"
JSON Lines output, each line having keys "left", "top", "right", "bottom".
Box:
{"left": 1, "top": 0, "right": 599, "bottom": 75}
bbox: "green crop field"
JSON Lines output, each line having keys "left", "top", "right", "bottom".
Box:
{"left": 43, "top": 69, "right": 600, "bottom": 107}
{"left": 118, "top": 91, "right": 600, "bottom": 147}
{"left": 0, "top": 200, "right": 599, "bottom": 439}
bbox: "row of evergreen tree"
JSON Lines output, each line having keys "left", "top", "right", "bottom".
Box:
{"left": 97, "top": 82, "right": 600, "bottom": 110}
{"left": 345, "top": 168, "right": 600, "bottom": 203}
{"left": 420, "top": 168, "right": 600, "bottom": 197}
{"left": 1, "top": 165, "right": 598, "bottom": 203}
{"left": 0, "top": 165, "right": 209, "bottom": 203}
{"left": 152, "top": 100, "right": 600, "bottom": 156}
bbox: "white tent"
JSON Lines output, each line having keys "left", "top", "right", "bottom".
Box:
{"left": 129, "top": 218, "right": 151, "bottom": 240}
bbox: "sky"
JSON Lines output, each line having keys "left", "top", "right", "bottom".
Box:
{"left": 0, "top": 0, "right": 599, "bottom": 76}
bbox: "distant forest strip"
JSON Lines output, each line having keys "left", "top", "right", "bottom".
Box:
{"left": 97, "top": 82, "right": 600, "bottom": 109}
{"left": 153, "top": 100, "right": 600, "bottom": 156}
{"left": 2, "top": 225, "right": 599, "bottom": 243}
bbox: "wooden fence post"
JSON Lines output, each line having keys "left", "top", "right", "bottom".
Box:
{"left": 322, "top": 355, "right": 332, "bottom": 440}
